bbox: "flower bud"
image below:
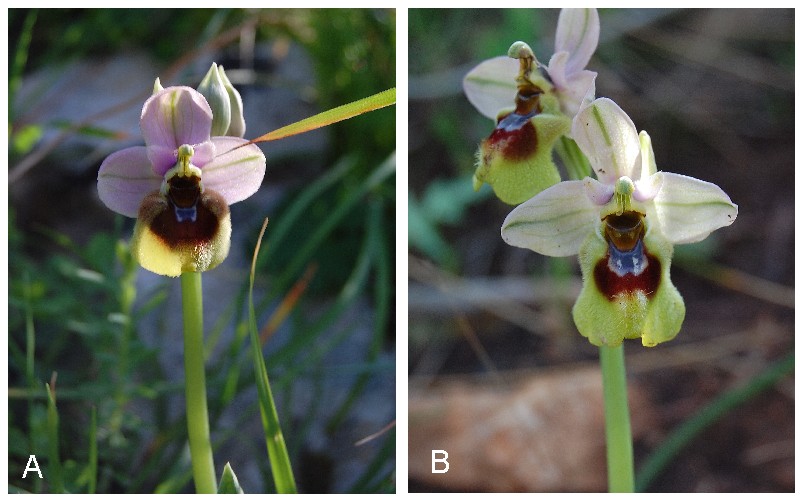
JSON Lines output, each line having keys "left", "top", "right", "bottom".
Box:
{"left": 198, "top": 63, "right": 232, "bottom": 137}
{"left": 153, "top": 77, "right": 164, "bottom": 94}
{"left": 218, "top": 65, "right": 246, "bottom": 137}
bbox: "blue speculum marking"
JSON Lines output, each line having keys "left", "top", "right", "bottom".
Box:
{"left": 497, "top": 110, "right": 536, "bottom": 132}
{"left": 607, "top": 239, "right": 648, "bottom": 277}
{"left": 174, "top": 205, "right": 198, "bottom": 223}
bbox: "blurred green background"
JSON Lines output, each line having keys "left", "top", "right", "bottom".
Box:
{"left": 9, "top": 8, "right": 395, "bottom": 493}
{"left": 409, "top": 8, "right": 793, "bottom": 493}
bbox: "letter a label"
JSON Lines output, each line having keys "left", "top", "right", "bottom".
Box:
{"left": 23, "top": 455, "right": 43, "bottom": 479}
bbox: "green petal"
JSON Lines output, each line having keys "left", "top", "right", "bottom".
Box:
{"left": 218, "top": 65, "right": 246, "bottom": 137}
{"left": 639, "top": 131, "right": 657, "bottom": 178}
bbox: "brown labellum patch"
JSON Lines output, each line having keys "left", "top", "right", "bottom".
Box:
{"left": 483, "top": 112, "right": 539, "bottom": 163}
{"left": 594, "top": 247, "right": 661, "bottom": 300}
{"left": 139, "top": 176, "right": 229, "bottom": 250}
{"left": 480, "top": 79, "right": 546, "bottom": 166}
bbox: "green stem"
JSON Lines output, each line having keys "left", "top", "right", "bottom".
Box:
{"left": 560, "top": 138, "right": 632, "bottom": 492}
{"left": 181, "top": 271, "right": 217, "bottom": 494}
{"left": 555, "top": 136, "right": 593, "bottom": 181}
{"left": 599, "top": 344, "right": 634, "bottom": 492}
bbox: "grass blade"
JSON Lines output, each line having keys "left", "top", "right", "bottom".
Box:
{"left": 245, "top": 88, "right": 395, "bottom": 144}
{"left": 88, "top": 406, "right": 98, "bottom": 493}
{"left": 9, "top": 9, "right": 37, "bottom": 118}
{"left": 636, "top": 353, "right": 795, "bottom": 491}
{"left": 326, "top": 199, "right": 389, "bottom": 431}
{"left": 272, "top": 153, "right": 395, "bottom": 294}
{"left": 45, "top": 381, "right": 64, "bottom": 493}
{"left": 218, "top": 462, "right": 245, "bottom": 494}
{"left": 249, "top": 218, "right": 298, "bottom": 494}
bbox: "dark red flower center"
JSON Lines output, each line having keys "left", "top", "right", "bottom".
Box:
{"left": 147, "top": 175, "right": 221, "bottom": 248}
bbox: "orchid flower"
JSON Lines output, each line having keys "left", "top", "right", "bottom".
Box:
{"left": 464, "top": 8, "right": 599, "bottom": 121}
{"left": 462, "top": 8, "right": 599, "bottom": 205}
{"left": 97, "top": 84, "right": 266, "bottom": 277}
{"left": 502, "top": 98, "right": 737, "bottom": 347}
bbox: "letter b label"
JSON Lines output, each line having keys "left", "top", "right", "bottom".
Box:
{"left": 431, "top": 450, "right": 449, "bottom": 473}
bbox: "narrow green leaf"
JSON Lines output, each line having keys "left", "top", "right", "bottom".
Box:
{"left": 9, "top": 9, "right": 37, "bottom": 117}
{"left": 326, "top": 200, "right": 387, "bottom": 431}
{"left": 45, "top": 382, "right": 64, "bottom": 493}
{"left": 261, "top": 157, "right": 355, "bottom": 263}
{"left": 636, "top": 353, "right": 795, "bottom": 492}
{"left": 248, "top": 219, "right": 298, "bottom": 494}
{"left": 50, "top": 119, "right": 124, "bottom": 139}
{"left": 218, "top": 462, "right": 245, "bottom": 494}
{"left": 88, "top": 406, "right": 97, "bottom": 494}
{"left": 246, "top": 88, "right": 395, "bottom": 144}
{"left": 272, "top": 153, "right": 395, "bottom": 294}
